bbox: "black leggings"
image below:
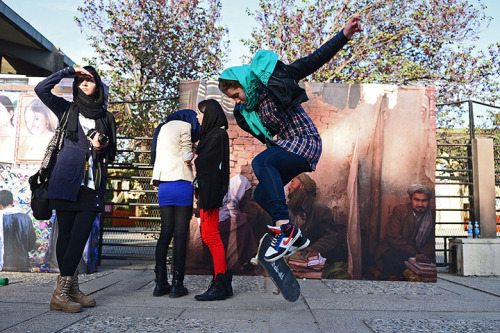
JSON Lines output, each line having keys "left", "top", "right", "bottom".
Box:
{"left": 155, "top": 205, "right": 192, "bottom": 272}
{"left": 56, "top": 210, "right": 97, "bottom": 276}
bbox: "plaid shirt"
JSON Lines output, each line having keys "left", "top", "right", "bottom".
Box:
{"left": 257, "top": 83, "right": 322, "bottom": 170}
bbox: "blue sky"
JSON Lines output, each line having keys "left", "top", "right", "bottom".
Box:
{"left": 3, "top": 0, "right": 500, "bottom": 69}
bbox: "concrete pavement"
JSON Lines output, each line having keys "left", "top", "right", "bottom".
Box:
{"left": 1, "top": 260, "right": 499, "bottom": 332}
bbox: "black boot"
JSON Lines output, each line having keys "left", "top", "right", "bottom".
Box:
{"left": 194, "top": 273, "right": 227, "bottom": 301}
{"left": 170, "top": 270, "right": 188, "bottom": 298}
{"left": 225, "top": 270, "right": 233, "bottom": 297}
{"left": 153, "top": 265, "right": 170, "bottom": 297}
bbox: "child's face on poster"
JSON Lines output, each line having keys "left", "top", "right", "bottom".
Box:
{"left": 0, "top": 102, "right": 13, "bottom": 127}
{"left": 25, "top": 109, "right": 49, "bottom": 135}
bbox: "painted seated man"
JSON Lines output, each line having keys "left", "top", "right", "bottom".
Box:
{"left": 287, "top": 173, "right": 344, "bottom": 263}
{"left": 376, "top": 184, "right": 435, "bottom": 279}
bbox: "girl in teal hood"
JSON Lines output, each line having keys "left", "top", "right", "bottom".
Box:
{"left": 218, "top": 16, "right": 362, "bottom": 262}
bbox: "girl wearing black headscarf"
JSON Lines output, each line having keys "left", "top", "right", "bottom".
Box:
{"left": 35, "top": 66, "right": 116, "bottom": 313}
{"left": 193, "top": 99, "right": 231, "bottom": 301}
{"left": 150, "top": 109, "right": 200, "bottom": 298}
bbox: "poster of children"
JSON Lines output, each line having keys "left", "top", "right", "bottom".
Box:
{"left": 0, "top": 165, "right": 99, "bottom": 273}
{"left": 16, "top": 93, "right": 59, "bottom": 162}
{"left": 0, "top": 93, "right": 18, "bottom": 164}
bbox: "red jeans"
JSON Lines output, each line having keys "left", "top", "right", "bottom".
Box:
{"left": 200, "top": 208, "right": 227, "bottom": 277}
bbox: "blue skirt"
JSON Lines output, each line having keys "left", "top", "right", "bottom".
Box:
{"left": 157, "top": 181, "right": 194, "bottom": 207}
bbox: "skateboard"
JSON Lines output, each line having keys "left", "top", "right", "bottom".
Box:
{"left": 250, "top": 234, "right": 300, "bottom": 302}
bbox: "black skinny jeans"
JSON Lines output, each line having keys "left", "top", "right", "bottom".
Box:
{"left": 155, "top": 205, "right": 192, "bottom": 273}
{"left": 56, "top": 210, "right": 97, "bottom": 276}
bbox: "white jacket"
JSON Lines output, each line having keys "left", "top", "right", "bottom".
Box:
{"left": 151, "top": 120, "right": 195, "bottom": 184}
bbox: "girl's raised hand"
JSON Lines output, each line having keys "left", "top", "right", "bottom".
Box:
{"left": 74, "top": 67, "right": 93, "bottom": 79}
{"left": 344, "top": 15, "right": 362, "bottom": 40}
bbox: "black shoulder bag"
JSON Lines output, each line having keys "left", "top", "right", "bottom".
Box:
{"left": 29, "top": 110, "right": 70, "bottom": 220}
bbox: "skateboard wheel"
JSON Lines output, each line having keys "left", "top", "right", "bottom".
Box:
{"left": 273, "top": 287, "right": 280, "bottom": 295}
{"left": 250, "top": 257, "right": 259, "bottom": 266}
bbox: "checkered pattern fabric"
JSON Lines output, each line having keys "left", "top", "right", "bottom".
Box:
{"left": 257, "top": 83, "right": 322, "bottom": 170}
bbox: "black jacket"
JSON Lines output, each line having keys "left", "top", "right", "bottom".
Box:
{"left": 195, "top": 100, "right": 230, "bottom": 210}
{"left": 34, "top": 67, "right": 116, "bottom": 210}
{"left": 289, "top": 195, "right": 343, "bottom": 262}
{"left": 2, "top": 212, "right": 36, "bottom": 271}
{"left": 234, "top": 30, "right": 349, "bottom": 144}
{"left": 195, "top": 129, "right": 230, "bottom": 210}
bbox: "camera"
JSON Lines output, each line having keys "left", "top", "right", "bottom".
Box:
{"left": 87, "top": 129, "right": 109, "bottom": 145}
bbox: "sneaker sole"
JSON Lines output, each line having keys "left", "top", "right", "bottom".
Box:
{"left": 284, "top": 238, "right": 311, "bottom": 258}
{"left": 264, "top": 229, "right": 302, "bottom": 262}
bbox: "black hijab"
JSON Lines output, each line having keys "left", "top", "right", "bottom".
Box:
{"left": 67, "top": 66, "right": 116, "bottom": 163}
{"left": 196, "top": 99, "right": 229, "bottom": 154}
{"left": 195, "top": 99, "right": 230, "bottom": 210}
{"left": 67, "top": 66, "right": 106, "bottom": 140}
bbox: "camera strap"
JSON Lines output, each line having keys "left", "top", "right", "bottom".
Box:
{"left": 83, "top": 139, "right": 93, "bottom": 186}
{"left": 83, "top": 140, "right": 103, "bottom": 189}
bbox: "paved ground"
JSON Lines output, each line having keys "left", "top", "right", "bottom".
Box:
{"left": 1, "top": 260, "right": 499, "bottom": 333}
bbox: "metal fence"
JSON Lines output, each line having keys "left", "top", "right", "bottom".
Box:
{"left": 435, "top": 100, "right": 500, "bottom": 267}
{"left": 435, "top": 142, "right": 473, "bottom": 266}
{"left": 99, "top": 136, "right": 159, "bottom": 262}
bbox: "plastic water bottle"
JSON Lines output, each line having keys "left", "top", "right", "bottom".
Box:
{"left": 467, "top": 221, "right": 473, "bottom": 238}
{"left": 474, "top": 221, "right": 480, "bottom": 238}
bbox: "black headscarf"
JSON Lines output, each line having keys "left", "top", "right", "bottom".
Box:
{"left": 194, "top": 99, "right": 230, "bottom": 210}
{"left": 196, "top": 100, "right": 228, "bottom": 154}
{"left": 67, "top": 66, "right": 116, "bottom": 163}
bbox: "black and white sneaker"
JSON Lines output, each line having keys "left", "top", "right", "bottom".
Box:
{"left": 284, "top": 233, "right": 311, "bottom": 258}
{"left": 264, "top": 223, "right": 302, "bottom": 262}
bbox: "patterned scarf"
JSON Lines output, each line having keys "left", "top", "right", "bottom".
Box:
{"left": 414, "top": 208, "right": 433, "bottom": 249}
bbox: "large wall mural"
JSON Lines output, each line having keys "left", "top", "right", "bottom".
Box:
{"left": 180, "top": 80, "right": 437, "bottom": 281}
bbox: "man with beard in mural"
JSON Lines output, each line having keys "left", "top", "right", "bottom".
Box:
{"left": 287, "top": 173, "right": 343, "bottom": 263}
{"left": 376, "top": 184, "right": 435, "bottom": 280}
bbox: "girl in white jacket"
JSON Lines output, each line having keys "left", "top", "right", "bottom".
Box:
{"left": 150, "top": 109, "right": 200, "bottom": 298}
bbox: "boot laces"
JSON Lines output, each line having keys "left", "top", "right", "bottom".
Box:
{"left": 60, "top": 278, "right": 72, "bottom": 297}
{"left": 72, "top": 277, "right": 82, "bottom": 293}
